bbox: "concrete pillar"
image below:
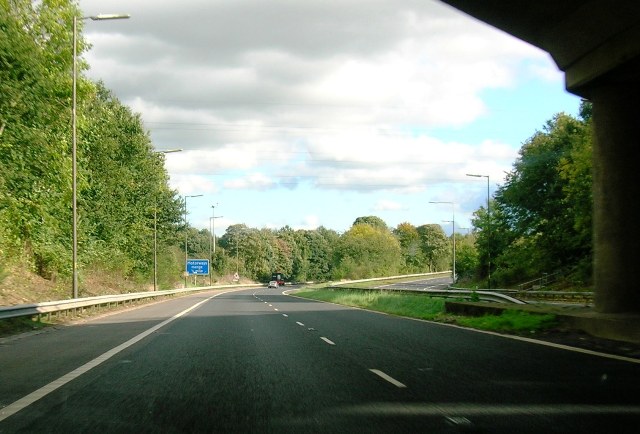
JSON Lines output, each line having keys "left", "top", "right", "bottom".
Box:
{"left": 591, "top": 84, "right": 640, "bottom": 313}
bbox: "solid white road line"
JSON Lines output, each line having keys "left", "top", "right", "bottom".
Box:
{"left": 340, "top": 402, "right": 640, "bottom": 416}
{"left": 0, "top": 290, "right": 233, "bottom": 422}
{"left": 369, "top": 369, "right": 407, "bottom": 388}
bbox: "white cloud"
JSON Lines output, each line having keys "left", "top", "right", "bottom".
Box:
{"left": 294, "top": 215, "right": 320, "bottom": 231}
{"left": 81, "top": 0, "right": 556, "bottom": 153}
{"left": 291, "top": 132, "right": 517, "bottom": 192}
{"left": 193, "top": 216, "right": 235, "bottom": 234}
{"left": 164, "top": 143, "right": 291, "bottom": 174}
{"left": 373, "top": 200, "right": 406, "bottom": 211}
{"left": 224, "top": 173, "right": 275, "bottom": 190}
{"left": 169, "top": 174, "right": 217, "bottom": 196}
{"left": 527, "top": 61, "right": 565, "bottom": 82}
{"left": 77, "top": 0, "right": 578, "bottom": 232}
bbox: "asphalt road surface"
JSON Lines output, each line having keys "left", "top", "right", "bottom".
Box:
{"left": 375, "top": 276, "right": 453, "bottom": 291}
{"left": 1, "top": 286, "right": 639, "bottom": 433}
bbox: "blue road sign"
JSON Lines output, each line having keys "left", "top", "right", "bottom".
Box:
{"left": 186, "top": 259, "right": 209, "bottom": 275}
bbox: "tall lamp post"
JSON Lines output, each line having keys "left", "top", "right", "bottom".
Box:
{"left": 466, "top": 173, "right": 491, "bottom": 288}
{"left": 72, "top": 13, "right": 130, "bottom": 299}
{"left": 430, "top": 201, "right": 456, "bottom": 283}
{"left": 184, "top": 194, "right": 203, "bottom": 287}
{"left": 209, "top": 204, "right": 223, "bottom": 286}
{"left": 153, "top": 149, "right": 182, "bottom": 291}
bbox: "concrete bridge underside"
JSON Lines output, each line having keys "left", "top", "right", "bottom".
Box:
{"left": 440, "top": 1, "right": 640, "bottom": 313}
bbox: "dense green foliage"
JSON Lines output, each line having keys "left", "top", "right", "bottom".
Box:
{"left": 471, "top": 103, "right": 593, "bottom": 288}
{"left": 0, "top": 0, "right": 184, "bottom": 293}
{"left": 213, "top": 221, "right": 444, "bottom": 283}
{"left": 79, "top": 83, "right": 184, "bottom": 278}
{"left": 333, "top": 223, "right": 402, "bottom": 279}
{"left": 1, "top": 0, "right": 77, "bottom": 274}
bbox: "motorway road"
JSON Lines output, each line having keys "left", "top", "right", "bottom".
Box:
{"left": 1, "top": 286, "right": 640, "bottom": 433}
{"left": 375, "top": 276, "right": 452, "bottom": 291}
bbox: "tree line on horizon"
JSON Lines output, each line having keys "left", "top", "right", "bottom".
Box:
{"left": 184, "top": 217, "right": 473, "bottom": 285}
{"left": 0, "top": 0, "right": 593, "bottom": 298}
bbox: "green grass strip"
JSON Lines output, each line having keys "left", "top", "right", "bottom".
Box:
{"left": 294, "top": 288, "right": 556, "bottom": 333}
{"left": 456, "top": 309, "right": 556, "bottom": 332}
{"left": 296, "top": 288, "right": 446, "bottom": 320}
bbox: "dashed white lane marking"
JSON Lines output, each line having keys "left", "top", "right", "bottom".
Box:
{"left": 282, "top": 314, "right": 288, "bottom": 317}
{"left": 296, "top": 321, "right": 305, "bottom": 327}
{"left": 274, "top": 308, "right": 279, "bottom": 311}
{"left": 0, "top": 290, "right": 233, "bottom": 422}
{"left": 320, "top": 337, "right": 336, "bottom": 345}
{"left": 268, "top": 304, "right": 273, "bottom": 307}
{"left": 369, "top": 369, "right": 407, "bottom": 388}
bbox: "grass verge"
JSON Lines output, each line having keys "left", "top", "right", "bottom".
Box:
{"left": 455, "top": 309, "right": 556, "bottom": 332}
{"left": 294, "top": 288, "right": 557, "bottom": 334}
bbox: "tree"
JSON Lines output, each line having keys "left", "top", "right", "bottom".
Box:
{"left": 0, "top": 1, "right": 184, "bottom": 289}
{"left": 454, "top": 232, "right": 479, "bottom": 281}
{"left": 273, "top": 226, "right": 299, "bottom": 280}
{"left": 394, "top": 222, "right": 424, "bottom": 272}
{"left": 79, "top": 83, "right": 183, "bottom": 278}
{"left": 333, "top": 223, "right": 401, "bottom": 279}
{"left": 416, "top": 224, "right": 449, "bottom": 272}
{"left": 219, "top": 224, "right": 249, "bottom": 277}
{"left": 469, "top": 201, "right": 499, "bottom": 284}
{"left": 0, "top": 0, "right": 79, "bottom": 276}
{"left": 352, "top": 216, "right": 388, "bottom": 231}
{"left": 488, "top": 104, "right": 592, "bottom": 287}
{"left": 298, "top": 229, "right": 335, "bottom": 281}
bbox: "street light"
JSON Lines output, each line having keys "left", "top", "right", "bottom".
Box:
{"left": 184, "top": 194, "right": 203, "bottom": 287}
{"left": 467, "top": 173, "right": 491, "bottom": 288}
{"left": 72, "top": 13, "right": 130, "bottom": 299}
{"left": 153, "top": 149, "right": 182, "bottom": 291}
{"left": 430, "top": 201, "right": 456, "bottom": 283}
{"left": 209, "top": 204, "right": 223, "bottom": 286}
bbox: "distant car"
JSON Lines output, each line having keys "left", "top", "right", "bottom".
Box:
{"left": 271, "top": 272, "right": 286, "bottom": 286}
{"left": 268, "top": 280, "right": 279, "bottom": 288}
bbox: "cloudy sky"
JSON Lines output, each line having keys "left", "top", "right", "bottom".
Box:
{"left": 78, "top": 0, "right": 581, "bottom": 236}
